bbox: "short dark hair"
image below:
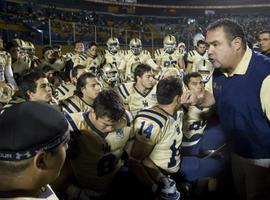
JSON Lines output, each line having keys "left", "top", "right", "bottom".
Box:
{"left": 42, "top": 46, "right": 53, "bottom": 55}
{"left": 71, "top": 65, "right": 86, "bottom": 79}
{"left": 197, "top": 40, "right": 207, "bottom": 46}
{"left": 183, "top": 72, "right": 202, "bottom": 86}
{"left": 75, "top": 72, "right": 96, "bottom": 97}
{"left": 156, "top": 77, "right": 183, "bottom": 105}
{"left": 134, "top": 64, "right": 152, "bottom": 82}
{"left": 206, "top": 18, "right": 246, "bottom": 49}
{"left": 258, "top": 30, "right": 270, "bottom": 38}
{"left": 19, "top": 71, "right": 47, "bottom": 100}
{"left": 89, "top": 41, "right": 97, "bottom": 48}
{"left": 93, "top": 90, "right": 125, "bottom": 121}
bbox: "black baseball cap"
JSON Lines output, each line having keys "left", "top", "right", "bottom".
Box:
{"left": 0, "top": 101, "right": 69, "bottom": 161}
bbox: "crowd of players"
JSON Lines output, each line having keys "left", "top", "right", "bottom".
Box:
{"left": 0, "top": 27, "right": 270, "bottom": 200}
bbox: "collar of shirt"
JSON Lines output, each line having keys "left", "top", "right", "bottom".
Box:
{"left": 222, "top": 47, "right": 252, "bottom": 77}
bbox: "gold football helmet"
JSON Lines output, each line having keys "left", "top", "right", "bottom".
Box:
{"left": 163, "top": 35, "right": 177, "bottom": 54}
{"left": 129, "top": 38, "right": 142, "bottom": 56}
{"left": 106, "top": 37, "right": 120, "bottom": 54}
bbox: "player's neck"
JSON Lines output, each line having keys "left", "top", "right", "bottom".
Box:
{"left": 135, "top": 82, "right": 148, "bottom": 94}
{"left": 81, "top": 96, "right": 94, "bottom": 106}
{"left": 158, "top": 104, "right": 175, "bottom": 116}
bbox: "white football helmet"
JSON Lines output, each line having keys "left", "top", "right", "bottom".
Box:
{"left": 163, "top": 35, "right": 177, "bottom": 54}
{"left": 107, "top": 37, "right": 120, "bottom": 54}
{"left": 195, "top": 59, "right": 214, "bottom": 83}
{"left": 100, "top": 63, "right": 119, "bottom": 85}
{"left": 129, "top": 38, "right": 142, "bottom": 56}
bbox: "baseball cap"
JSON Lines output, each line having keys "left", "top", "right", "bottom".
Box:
{"left": 0, "top": 101, "right": 69, "bottom": 161}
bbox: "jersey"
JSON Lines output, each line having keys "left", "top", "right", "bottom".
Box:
{"left": 61, "top": 95, "right": 92, "bottom": 114}
{"left": 85, "top": 55, "right": 104, "bottom": 71}
{"left": 12, "top": 56, "right": 31, "bottom": 75}
{"left": 124, "top": 50, "right": 152, "bottom": 80}
{"left": 181, "top": 106, "right": 210, "bottom": 147}
{"left": 65, "top": 111, "right": 134, "bottom": 193}
{"left": 67, "top": 52, "right": 88, "bottom": 67}
{"left": 154, "top": 48, "right": 183, "bottom": 70}
{"left": 118, "top": 82, "right": 157, "bottom": 116}
{"left": 187, "top": 50, "right": 209, "bottom": 72}
{"left": 134, "top": 106, "right": 183, "bottom": 173}
{"left": 104, "top": 50, "right": 126, "bottom": 80}
{"left": 54, "top": 82, "right": 76, "bottom": 101}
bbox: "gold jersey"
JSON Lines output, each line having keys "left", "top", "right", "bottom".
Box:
{"left": 85, "top": 55, "right": 104, "bottom": 70}
{"left": 154, "top": 48, "right": 183, "bottom": 70}
{"left": 0, "top": 51, "right": 11, "bottom": 83}
{"left": 134, "top": 106, "right": 183, "bottom": 173}
{"left": 181, "top": 106, "right": 210, "bottom": 147}
{"left": 187, "top": 50, "right": 209, "bottom": 72}
{"left": 124, "top": 50, "right": 152, "bottom": 80}
{"left": 61, "top": 95, "right": 92, "bottom": 114}
{"left": 67, "top": 52, "right": 88, "bottom": 67}
{"left": 118, "top": 82, "right": 157, "bottom": 116}
{"left": 54, "top": 82, "right": 76, "bottom": 101}
{"left": 104, "top": 50, "right": 126, "bottom": 80}
{"left": 65, "top": 111, "right": 134, "bottom": 193}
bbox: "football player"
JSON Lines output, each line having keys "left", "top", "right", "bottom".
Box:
{"left": 85, "top": 42, "right": 104, "bottom": 75}
{"left": 124, "top": 38, "right": 159, "bottom": 81}
{"left": 180, "top": 72, "right": 226, "bottom": 195}
{"left": 118, "top": 63, "right": 157, "bottom": 116}
{"left": 54, "top": 65, "right": 87, "bottom": 101}
{"left": 23, "top": 41, "right": 41, "bottom": 69}
{"left": 99, "top": 63, "right": 121, "bottom": 90}
{"left": 129, "top": 77, "right": 184, "bottom": 200}
{"left": 154, "top": 35, "right": 185, "bottom": 71}
{"left": 193, "top": 59, "right": 214, "bottom": 91}
{"left": 0, "top": 36, "right": 17, "bottom": 106}
{"left": 104, "top": 37, "right": 126, "bottom": 80}
{"left": 186, "top": 40, "right": 209, "bottom": 73}
{"left": 258, "top": 30, "right": 270, "bottom": 57}
{"left": 6, "top": 38, "right": 31, "bottom": 76}
{"left": 61, "top": 72, "right": 102, "bottom": 113}
{"left": 64, "top": 90, "right": 134, "bottom": 199}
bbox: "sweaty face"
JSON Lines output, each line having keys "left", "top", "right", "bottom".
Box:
{"left": 83, "top": 77, "right": 102, "bottom": 101}
{"left": 206, "top": 27, "right": 236, "bottom": 70}
{"left": 258, "top": 33, "right": 270, "bottom": 54}
{"left": 29, "top": 78, "right": 53, "bottom": 102}
{"left": 187, "top": 76, "right": 205, "bottom": 96}
{"left": 139, "top": 71, "right": 155, "bottom": 89}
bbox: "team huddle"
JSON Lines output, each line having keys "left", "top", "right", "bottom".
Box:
{"left": 1, "top": 18, "right": 270, "bottom": 200}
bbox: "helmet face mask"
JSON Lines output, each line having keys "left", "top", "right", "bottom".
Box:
{"left": 107, "top": 37, "right": 120, "bottom": 54}
{"left": 163, "top": 35, "right": 176, "bottom": 54}
{"left": 197, "top": 64, "right": 213, "bottom": 83}
{"left": 101, "top": 63, "right": 119, "bottom": 85}
{"left": 130, "top": 38, "right": 142, "bottom": 56}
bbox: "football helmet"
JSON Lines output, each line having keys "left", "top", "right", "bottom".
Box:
{"left": 23, "top": 41, "right": 35, "bottom": 57}
{"left": 107, "top": 37, "right": 120, "bottom": 54}
{"left": 158, "top": 177, "right": 180, "bottom": 200}
{"left": 100, "top": 63, "right": 119, "bottom": 85}
{"left": 129, "top": 38, "right": 142, "bottom": 56}
{"left": 163, "top": 35, "right": 177, "bottom": 54}
{"left": 196, "top": 59, "right": 213, "bottom": 83}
